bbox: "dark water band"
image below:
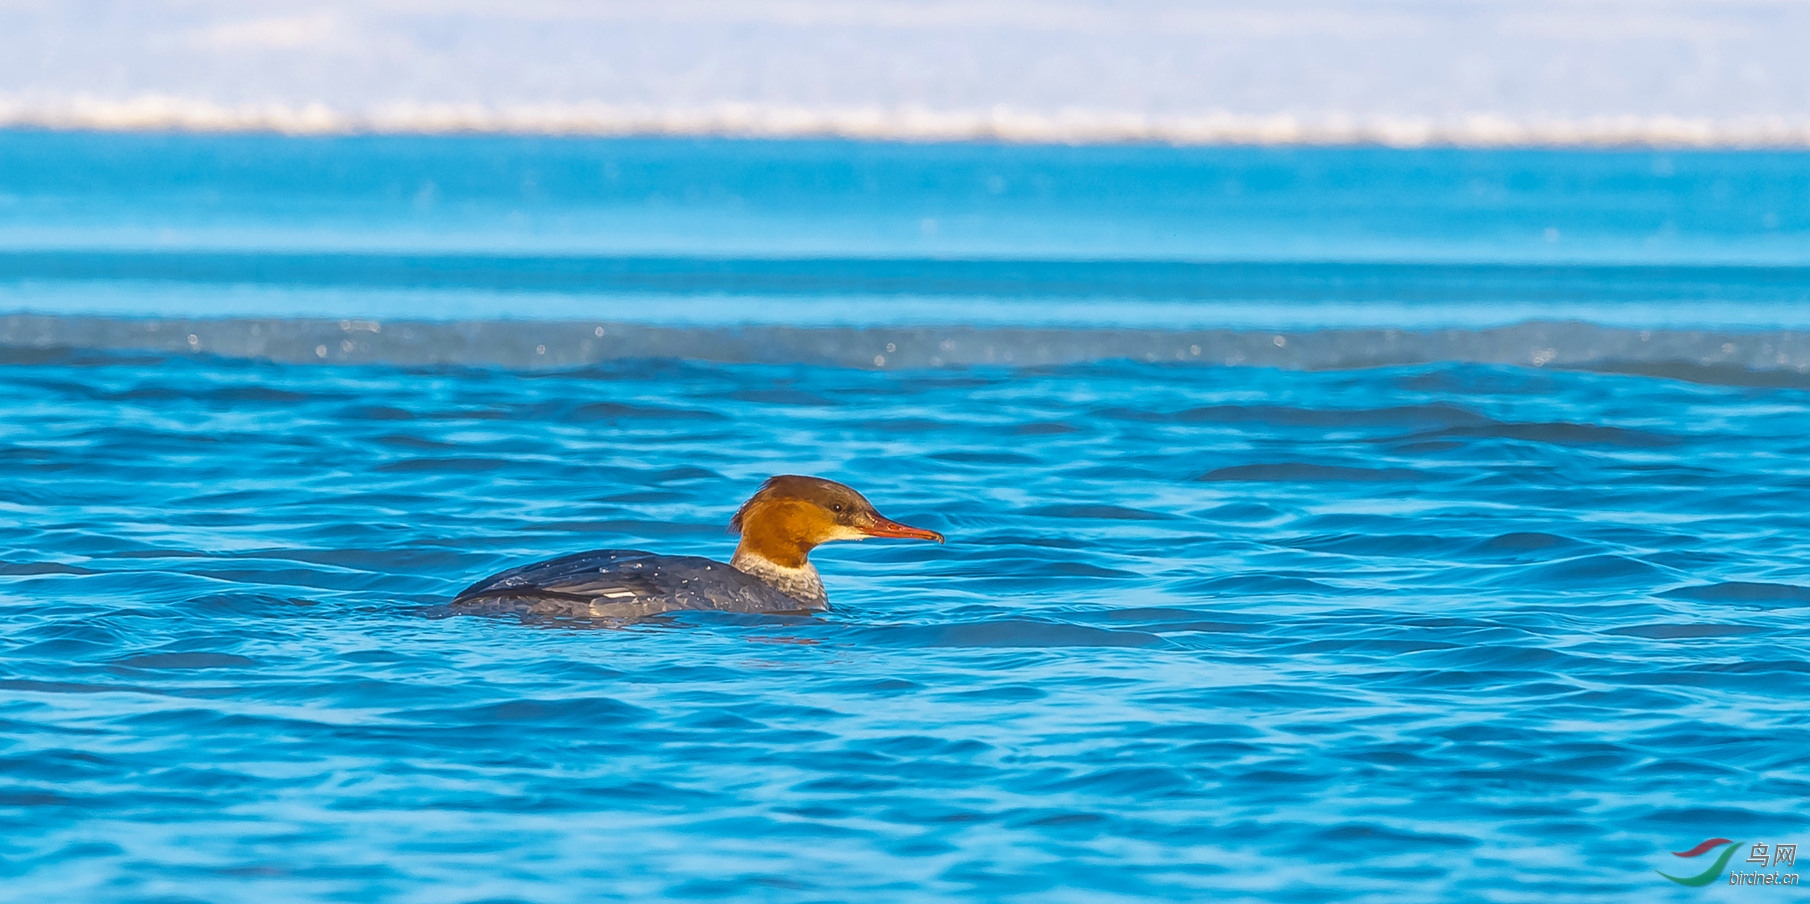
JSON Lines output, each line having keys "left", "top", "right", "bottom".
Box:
{"left": 6, "top": 313, "right": 1810, "bottom": 387}
{"left": 4, "top": 252, "right": 1810, "bottom": 303}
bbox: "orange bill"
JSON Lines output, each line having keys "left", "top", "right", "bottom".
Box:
{"left": 862, "top": 516, "right": 945, "bottom": 543}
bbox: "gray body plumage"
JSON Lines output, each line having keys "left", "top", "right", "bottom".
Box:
{"left": 450, "top": 549, "right": 825, "bottom": 620}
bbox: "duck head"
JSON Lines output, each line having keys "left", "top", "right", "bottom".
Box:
{"left": 730, "top": 475, "right": 944, "bottom": 570}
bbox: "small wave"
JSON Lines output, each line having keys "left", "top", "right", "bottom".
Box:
{"left": 1145, "top": 403, "right": 1490, "bottom": 430}
{"left": 1172, "top": 574, "right": 1343, "bottom": 596}
{"left": 1306, "top": 823, "right": 1480, "bottom": 852}
{"left": 1286, "top": 533, "right": 1464, "bottom": 559}
{"left": 1518, "top": 554, "right": 1671, "bottom": 587}
{"left": 1466, "top": 532, "right": 1599, "bottom": 563}
{"left": 1022, "top": 504, "right": 1178, "bottom": 521}
{"left": 858, "top": 619, "right": 1170, "bottom": 649}
{"left": 393, "top": 697, "right": 650, "bottom": 726}
{"left": 1199, "top": 463, "right": 1424, "bottom": 483}
{"left": 1408, "top": 421, "right": 1679, "bottom": 448}
{"left": 1662, "top": 581, "right": 1810, "bottom": 606}
{"left": 374, "top": 456, "right": 514, "bottom": 473}
{"left": 111, "top": 652, "right": 259, "bottom": 670}
{"left": 0, "top": 561, "right": 102, "bottom": 576}
{"left": 1604, "top": 623, "right": 1766, "bottom": 639}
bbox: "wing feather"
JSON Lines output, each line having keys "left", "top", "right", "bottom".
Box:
{"left": 451, "top": 548, "right": 814, "bottom": 617}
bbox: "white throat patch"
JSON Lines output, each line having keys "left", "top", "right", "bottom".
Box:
{"left": 729, "top": 551, "right": 828, "bottom": 609}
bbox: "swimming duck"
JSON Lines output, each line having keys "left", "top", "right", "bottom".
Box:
{"left": 450, "top": 475, "right": 944, "bottom": 620}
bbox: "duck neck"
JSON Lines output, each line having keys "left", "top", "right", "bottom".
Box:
{"left": 730, "top": 547, "right": 828, "bottom": 609}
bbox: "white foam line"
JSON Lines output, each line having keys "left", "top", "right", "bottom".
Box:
{"left": 7, "top": 96, "right": 1810, "bottom": 148}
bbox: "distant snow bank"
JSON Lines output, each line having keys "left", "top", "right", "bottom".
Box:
{"left": 9, "top": 97, "right": 1810, "bottom": 148}
{"left": 6, "top": 0, "right": 1810, "bottom": 147}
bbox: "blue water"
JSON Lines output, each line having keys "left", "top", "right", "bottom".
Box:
{"left": 4, "top": 131, "right": 1810, "bottom": 264}
{"left": 4, "top": 134, "right": 1810, "bottom": 902}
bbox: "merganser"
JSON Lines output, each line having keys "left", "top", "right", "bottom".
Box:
{"left": 450, "top": 475, "right": 944, "bottom": 620}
